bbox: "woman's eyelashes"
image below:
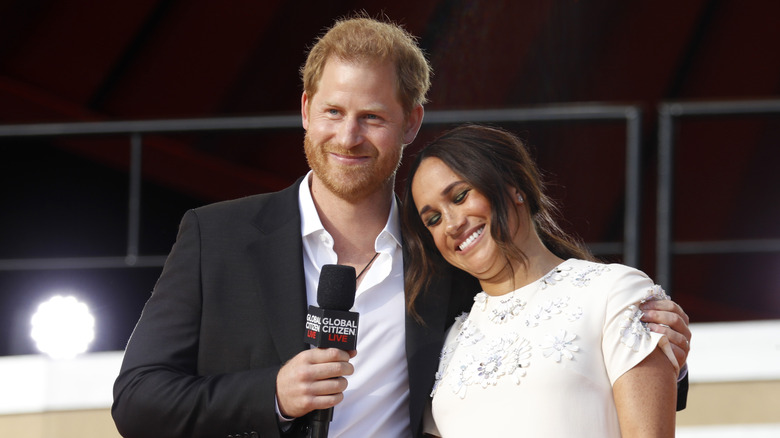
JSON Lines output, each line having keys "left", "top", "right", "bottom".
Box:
{"left": 453, "top": 188, "right": 470, "bottom": 204}
{"left": 421, "top": 188, "right": 471, "bottom": 227}
{"left": 424, "top": 212, "right": 441, "bottom": 227}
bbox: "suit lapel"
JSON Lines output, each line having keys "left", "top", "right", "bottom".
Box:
{"left": 404, "top": 261, "right": 453, "bottom": 436}
{"left": 247, "top": 179, "right": 309, "bottom": 362}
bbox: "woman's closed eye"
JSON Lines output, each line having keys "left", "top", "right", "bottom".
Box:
{"left": 423, "top": 212, "right": 441, "bottom": 227}
{"left": 453, "top": 189, "right": 470, "bottom": 203}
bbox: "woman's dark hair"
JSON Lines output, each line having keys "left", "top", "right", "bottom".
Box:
{"left": 401, "top": 124, "right": 594, "bottom": 320}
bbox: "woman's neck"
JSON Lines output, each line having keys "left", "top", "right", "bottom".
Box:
{"left": 480, "top": 234, "right": 565, "bottom": 297}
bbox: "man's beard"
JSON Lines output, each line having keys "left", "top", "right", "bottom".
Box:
{"left": 304, "top": 133, "right": 402, "bottom": 203}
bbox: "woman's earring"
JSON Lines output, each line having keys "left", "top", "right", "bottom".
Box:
{"left": 517, "top": 194, "right": 524, "bottom": 203}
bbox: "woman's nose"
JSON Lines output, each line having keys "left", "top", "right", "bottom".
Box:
{"left": 445, "top": 210, "right": 466, "bottom": 237}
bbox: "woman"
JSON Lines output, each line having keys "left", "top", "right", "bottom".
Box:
{"left": 401, "top": 125, "right": 679, "bottom": 437}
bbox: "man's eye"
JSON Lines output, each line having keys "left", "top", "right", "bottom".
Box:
{"left": 328, "top": 109, "right": 339, "bottom": 116}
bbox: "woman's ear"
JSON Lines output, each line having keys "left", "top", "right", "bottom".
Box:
{"left": 513, "top": 188, "right": 525, "bottom": 205}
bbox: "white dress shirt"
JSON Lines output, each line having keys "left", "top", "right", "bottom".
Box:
{"left": 298, "top": 172, "right": 411, "bottom": 437}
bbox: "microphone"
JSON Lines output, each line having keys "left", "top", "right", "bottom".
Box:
{"left": 304, "top": 264, "right": 359, "bottom": 438}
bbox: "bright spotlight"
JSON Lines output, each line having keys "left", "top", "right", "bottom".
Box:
{"left": 30, "top": 295, "right": 95, "bottom": 359}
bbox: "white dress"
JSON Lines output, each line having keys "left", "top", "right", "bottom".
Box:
{"left": 426, "top": 259, "right": 678, "bottom": 437}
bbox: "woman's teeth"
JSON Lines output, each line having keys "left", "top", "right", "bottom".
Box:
{"left": 458, "top": 227, "right": 483, "bottom": 251}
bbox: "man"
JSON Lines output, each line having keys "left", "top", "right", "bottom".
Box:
{"left": 112, "top": 16, "right": 691, "bottom": 438}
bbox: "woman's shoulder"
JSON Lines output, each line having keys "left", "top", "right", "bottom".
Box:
{"left": 563, "top": 258, "right": 650, "bottom": 281}
{"left": 557, "top": 259, "right": 663, "bottom": 302}
{"left": 562, "top": 259, "right": 669, "bottom": 310}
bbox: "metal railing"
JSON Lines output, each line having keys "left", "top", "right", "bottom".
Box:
{"left": 0, "top": 103, "right": 643, "bottom": 271}
{"left": 656, "top": 98, "right": 780, "bottom": 287}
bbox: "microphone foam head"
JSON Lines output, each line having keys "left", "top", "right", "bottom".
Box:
{"left": 317, "top": 264, "right": 357, "bottom": 311}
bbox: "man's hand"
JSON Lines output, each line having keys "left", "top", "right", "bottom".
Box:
{"left": 276, "top": 348, "right": 356, "bottom": 419}
{"left": 641, "top": 299, "right": 691, "bottom": 369}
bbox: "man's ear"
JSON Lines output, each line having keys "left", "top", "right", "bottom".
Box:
{"left": 402, "top": 104, "right": 425, "bottom": 146}
{"left": 301, "top": 92, "right": 310, "bottom": 131}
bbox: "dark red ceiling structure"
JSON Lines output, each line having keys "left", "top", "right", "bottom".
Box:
{"left": 0, "top": 0, "right": 778, "bottom": 355}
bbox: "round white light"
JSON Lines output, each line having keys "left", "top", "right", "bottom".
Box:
{"left": 30, "top": 295, "right": 95, "bottom": 359}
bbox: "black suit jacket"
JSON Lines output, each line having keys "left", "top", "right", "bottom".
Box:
{"left": 112, "top": 179, "right": 477, "bottom": 438}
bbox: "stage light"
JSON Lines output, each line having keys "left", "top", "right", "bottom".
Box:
{"left": 30, "top": 295, "right": 95, "bottom": 359}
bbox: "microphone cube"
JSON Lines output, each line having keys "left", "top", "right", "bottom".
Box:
{"left": 304, "top": 306, "right": 359, "bottom": 350}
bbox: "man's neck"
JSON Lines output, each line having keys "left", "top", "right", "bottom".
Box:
{"left": 309, "top": 176, "right": 394, "bottom": 266}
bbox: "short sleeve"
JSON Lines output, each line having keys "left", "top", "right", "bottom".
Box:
{"left": 601, "top": 266, "right": 679, "bottom": 385}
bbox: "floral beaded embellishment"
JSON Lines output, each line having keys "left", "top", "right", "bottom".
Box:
{"left": 455, "top": 315, "right": 484, "bottom": 346}
{"left": 475, "top": 346, "right": 508, "bottom": 387}
{"left": 432, "top": 316, "right": 467, "bottom": 396}
{"left": 524, "top": 296, "right": 570, "bottom": 328}
{"left": 619, "top": 305, "right": 650, "bottom": 351}
{"left": 486, "top": 293, "right": 527, "bottom": 324}
{"left": 436, "top": 332, "right": 532, "bottom": 399}
{"left": 567, "top": 306, "right": 583, "bottom": 322}
{"left": 572, "top": 264, "right": 610, "bottom": 287}
{"left": 539, "top": 264, "right": 573, "bottom": 289}
{"left": 540, "top": 329, "right": 579, "bottom": 362}
{"left": 506, "top": 338, "right": 532, "bottom": 384}
{"left": 431, "top": 343, "right": 456, "bottom": 396}
{"left": 641, "top": 284, "right": 670, "bottom": 303}
{"left": 619, "top": 284, "right": 669, "bottom": 351}
{"left": 472, "top": 336, "right": 532, "bottom": 388}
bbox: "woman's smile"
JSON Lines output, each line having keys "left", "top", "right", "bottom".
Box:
{"left": 457, "top": 225, "right": 485, "bottom": 251}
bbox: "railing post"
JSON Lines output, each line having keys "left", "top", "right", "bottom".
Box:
{"left": 623, "top": 107, "right": 642, "bottom": 267}
{"left": 126, "top": 133, "right": 143, "bottom": 266}
{"left": 656, "top": 104, "right": 678, "bottom": 291}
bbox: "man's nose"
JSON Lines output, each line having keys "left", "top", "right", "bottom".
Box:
{"left": 335, "top": 117, "right": 363, "bottom": 148}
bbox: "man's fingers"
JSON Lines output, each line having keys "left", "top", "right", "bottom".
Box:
{"left": 309, "top": 347, "right": 354, "bottom": 364}
{"left": 312, "top": 360, "right": 355, "bottom": 380}
{"left": 641, "top": 299, "right": 690, "bottom": 325}
{"left": 647, "top": 322, "right": 690, "bottom": 366}
{"left": 276, "top": 349, "right": 354, "bottom": 418}
{"left": 309, "top": 376, "right": 350, "bottom": 396}
{"left": 306, "top": 391, "right": 346, "bottom": 412}
{"left": 647, "top": 322, "right": 689, "bottom": 348}
{"left": 640, "top": 299, "right": 691, "bottom": 342}
{"left": 669, "top": 344, "right": 687, "bottom": 371}
{"left": 642, "top": 309, "right": 690, "bottom": 331}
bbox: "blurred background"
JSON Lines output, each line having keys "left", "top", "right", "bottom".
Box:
{"left": 0, "top": 0, "right": 778, "bottom": 436}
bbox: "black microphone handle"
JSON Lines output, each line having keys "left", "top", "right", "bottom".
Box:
{"left": 308, "top": 264, "right": 356, "bottom": 437}
{"left": 309, "top": 407, "right": 333, "bottom": 438}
